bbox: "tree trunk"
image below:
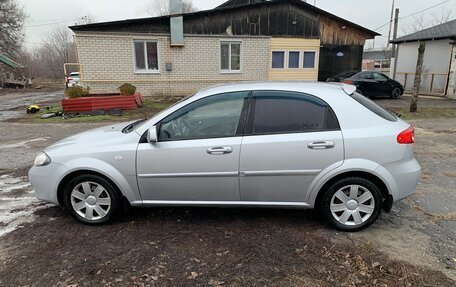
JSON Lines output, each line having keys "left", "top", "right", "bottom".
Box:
{"left": 410, "top": 41, "right": 425, "bottom": 112}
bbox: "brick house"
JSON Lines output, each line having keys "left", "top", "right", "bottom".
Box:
{"left": 70, "top": 0, "right": 378, "bottom": 96}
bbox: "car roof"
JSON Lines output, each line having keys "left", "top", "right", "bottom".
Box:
{"left": 197, "top": 81, "right": 356, "bottom": 97}
{"left": 69, "top": 72, "right": 79, "bottom": 75}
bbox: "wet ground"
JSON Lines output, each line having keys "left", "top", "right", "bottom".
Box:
{"left": 0, "top": 89, "right": 64, "bottom": 121}
{"left": 0, "top": 90, "right": 455, "bottom": 286}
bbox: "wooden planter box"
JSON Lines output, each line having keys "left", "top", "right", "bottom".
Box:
{"left": 62, "top": 93, "right": 144, "bottom": 113}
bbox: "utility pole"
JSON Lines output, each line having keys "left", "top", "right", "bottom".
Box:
{"left": 391, "top": 8, "right": 399, "bottom": 80}
{"left": 387, "top": 0, "right": 395, "bottom": 47}
{"left": 410, "top": 42, "right": 425, "bottom": 112}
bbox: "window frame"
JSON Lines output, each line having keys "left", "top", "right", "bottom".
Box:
{"left": 220, "top": 40, "right": 243, "bottom": 74}
{"left": 271, "top": 50, "right": 286, "bottom": 69}
{"left": 302, "top": 51, "right": 317, "bottom": 69}
{"left": 157, "top": 91, "right": 251, "bottom": 142}
{"left": 287, "top": 51, "right": 301, "bottom": 69}
{"left": 244, "top": 90, "right": 340, "bottom": 136}
{"left": 133, "top": 39, "right": 160, "bottom": 74}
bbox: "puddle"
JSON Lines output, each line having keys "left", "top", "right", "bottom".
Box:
{"left": 0, "top": 137, "right": 50, "bottom": 149}
{"left": 0, "top": 174, "right": 50, "bottom": 237}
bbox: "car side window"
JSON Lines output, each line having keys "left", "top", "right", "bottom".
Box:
{"left": 373, "top": 73, "right": 388, "bottom": 81}
{"left": 158, "top": 92, "right": 249, "bottom": 141}
{"left": 360, "top": 72, "right": 373, "bottom": 79}
{"left": 250, "top": 91, "right": 339, "bottom": 135}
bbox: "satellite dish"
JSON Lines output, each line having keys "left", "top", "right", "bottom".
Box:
{"left": 336, "top": 52, "right": 344, "bottom": 57}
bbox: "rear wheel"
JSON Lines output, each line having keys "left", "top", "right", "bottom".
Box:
{"left": 63, "top": 174, "right": 120, "bottom": 225}
{"left": 391, "top": 87, "right": 401, "bottom": 99}
{"left": 322, "top": 177, "right": 382, "bottom": 231}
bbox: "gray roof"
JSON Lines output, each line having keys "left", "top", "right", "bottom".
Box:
{"left": 363, "top": 49, "right": 391, "bottom": 60}
{"left": 391, "top": 19, "right": 456, "bottom": 43}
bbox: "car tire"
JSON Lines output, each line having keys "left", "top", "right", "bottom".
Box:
{"left": 63, "top": 174, "right": 121, "bottom": 225}
{"left": 322, "top": 177, "right": 382, "bottom": 231}
{"left": 391, "top": 87, "right": 401, "bottom": 99}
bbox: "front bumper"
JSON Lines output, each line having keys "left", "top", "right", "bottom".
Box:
{"left": 28, "top": 162, "right": 66, "bottom": 206}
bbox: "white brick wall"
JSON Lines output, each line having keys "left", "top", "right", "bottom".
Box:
{"left": 74, "top": 32, "right": 270, "bottom": 96}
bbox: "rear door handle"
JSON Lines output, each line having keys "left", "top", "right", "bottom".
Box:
{"left": 307, "top": 141, "right": 335, "bottom": 150}
{"left": 206, "top": 146, "right": 233, "bottom": 155}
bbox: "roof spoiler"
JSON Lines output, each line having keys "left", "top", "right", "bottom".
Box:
{"left": 341, "top": 84, "right": 356, "bottom": 95}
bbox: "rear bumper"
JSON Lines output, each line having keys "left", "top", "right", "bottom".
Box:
{"left": 379, "top": 158, "right": 421, "bottom": 202}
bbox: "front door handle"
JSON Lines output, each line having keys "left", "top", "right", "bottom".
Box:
{"left": 206, "top": 146, "right": 233, "bottom": 155}
{"left": 307, "top": 141, "right": 335, "bottom": 150}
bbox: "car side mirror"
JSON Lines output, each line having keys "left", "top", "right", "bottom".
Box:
{"left": 147, "top": 126, "right": 158, "bottom": 143}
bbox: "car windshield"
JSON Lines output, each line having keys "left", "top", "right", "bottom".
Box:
{"left": 124, "top": 93, "right": 196, "bottom": 132}
{"left": 69, "top": 73, "right": 79, "bottom": 78}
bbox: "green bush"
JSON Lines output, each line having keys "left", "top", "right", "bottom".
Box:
{"left": 118, "top": 83, "right": 136, "bottom": 96}
{"left": 65, "top": 86, "right": 90, "bottom": 98}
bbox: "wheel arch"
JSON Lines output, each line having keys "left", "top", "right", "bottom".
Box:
{"left": 313, "top": 170, "right": 393, "bottom": 213}
{"left": 57, "top": 169, "right": 123, "bottom": 206}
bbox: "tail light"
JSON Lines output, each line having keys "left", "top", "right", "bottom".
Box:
{"left": 342, "top": 79, "right": 353, "bottom": 84}
{"left": 67, "top": 77, "right": 73, "bottom": 81}
{"left": 397, "top": 126, "right": 415, "bottom": 144}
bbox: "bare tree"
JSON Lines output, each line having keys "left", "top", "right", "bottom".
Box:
{"left": 410, "top": 42, "right": 425, "bottom": 112}
{"left": 0, "top": 0, "right": 26, "bottom": 56}
{"left": 21, "top": 26, "right": 76, "bottom": 79}
{"left": 401, "top": 9, "right": 453, "bottom": 34}
{"left": 77, "top": 13, "right": 98, "bottom": 25}
{"left": 146, "top": 0, "right": 198, "bottom": 16}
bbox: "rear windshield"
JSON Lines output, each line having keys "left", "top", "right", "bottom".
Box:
{"left": 334, "top": 70, "right": 358, "bottom": 78}
{"left": 69, "top": 73, "right": 79, "bottom": 77}
{"left": 349, "top": 92, "right": 397, "bottom": 122}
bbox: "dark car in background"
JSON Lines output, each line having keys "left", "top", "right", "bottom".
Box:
{"left": 326, "top": 70, "right": 359, "bottom": 83}
{"left": 327, "top": 71, "right": 404, "bottom": 99}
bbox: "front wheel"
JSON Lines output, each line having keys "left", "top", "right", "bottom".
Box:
{"left": 322, "top": 177, "right": 383, "bottom": 231}
{"left": 63, "top": 174, "right": 120, "bottom": 225}
{"left": 391, "top": 87, "right": 401, "bottom": 99}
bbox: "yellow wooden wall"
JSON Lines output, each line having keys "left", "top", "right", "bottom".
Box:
{"left": 268, "top": 38, "right": 320, "bottom": 81}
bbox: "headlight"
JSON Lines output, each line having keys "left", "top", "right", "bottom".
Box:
{"left": 34, "top": 152, "right": 51, "bottom": 167}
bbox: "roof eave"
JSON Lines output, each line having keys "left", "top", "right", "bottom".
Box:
{"left": 390, "top": 35, "right": 456, "bottom": 44}
{"left": 69, "top": 0, "right": 378, "bottom": 37}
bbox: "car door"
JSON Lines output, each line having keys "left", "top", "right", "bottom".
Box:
{"left": 357, "top": 72, "right": 377, "bottom": 95}
{"left": 239, "top": 90, "right": 344, "bottom": 202}
{"left": 136, "top": 91, "right": 249, "bottom": 201}
{"left": 373, "top": 72, "right": 391, "bottom": 96}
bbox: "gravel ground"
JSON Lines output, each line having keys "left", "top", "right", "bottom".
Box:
{"left": 0, "top": 91, "right": 455, "bottom": 286}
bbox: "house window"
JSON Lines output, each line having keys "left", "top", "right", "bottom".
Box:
{"left": 271, "top": 51, "right": 285, "bottom": 68}
{"left": 288, "top": 51, "right": 300, "bottom": 68}
{"left": 303, "top": 51, "right": 316, "bottom": 68}
{"left": 134, "top": 40, "right": 159, "bottom": 72}
{"left": 220, "top": 41, "right": 241, "bottom": 72}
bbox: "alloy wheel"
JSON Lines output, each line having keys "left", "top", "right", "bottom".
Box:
{"left": 70, "top": 181, "right": 112, "bottom": 221}
{"left": 329, "top": 184, "right": 375, "bottom": 226}
{"left": 392, "top": 88, "right": 401, "bottom": 99}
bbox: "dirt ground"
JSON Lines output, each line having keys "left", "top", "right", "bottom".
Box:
{"left": 0, "top": 90, "right": 455, "bottom": 286}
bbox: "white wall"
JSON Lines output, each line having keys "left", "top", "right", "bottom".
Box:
{"left": 395, "top": 39, "right": 452, "bottom": 94}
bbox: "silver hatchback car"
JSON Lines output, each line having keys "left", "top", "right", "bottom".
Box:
{"left": 29, "top": 82, "right": 420, "bottom": 231}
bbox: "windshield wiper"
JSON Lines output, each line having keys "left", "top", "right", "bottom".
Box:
{"left": 122, "top": 118, "right": 147, "bottom": 133}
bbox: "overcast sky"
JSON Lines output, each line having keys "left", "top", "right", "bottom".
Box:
{"left": 19, "top": 0, "right": 456, "bottom": 50}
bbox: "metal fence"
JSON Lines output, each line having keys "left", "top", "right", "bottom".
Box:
{"left": 395, "top": 72, "right": 449, "bottom": 96}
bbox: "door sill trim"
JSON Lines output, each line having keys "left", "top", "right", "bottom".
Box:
{"left": 131, "top": 200, "right": 311, "bottom": 208}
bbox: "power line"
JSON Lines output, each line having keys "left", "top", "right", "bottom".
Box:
{"left": 24, "top": 18, "right": 81, "bottom": 28}
{"left": 373, "top": 0, "right": 453, "bottom": 31}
